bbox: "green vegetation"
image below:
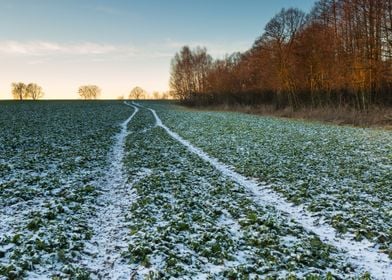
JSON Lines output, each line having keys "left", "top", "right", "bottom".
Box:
{"left": 0, "top": 101, "right": 131, "bottom": 278}
{"left": 154, "top": 102, "right": 392, "bottom": 257}
{"left": 1, "top": 100, "right": 389, "bottom": 278}
{"left": 122, "top": 105, "right": 357, "bottom": 278}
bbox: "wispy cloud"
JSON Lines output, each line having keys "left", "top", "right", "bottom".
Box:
{"left": 0, "top": 39, "right": 251, "bottom": 62}
{"left": 0, "top": 41, "right": 136, "bottom": 57}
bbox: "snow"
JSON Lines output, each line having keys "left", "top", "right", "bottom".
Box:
{"left": 146, "top": 105, "right": 392, "bottom": 280}
{"left": 80, "top": 103, "right": 150, "bottom": 278}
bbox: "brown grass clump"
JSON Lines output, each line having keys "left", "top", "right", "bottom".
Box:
{"left": 202, "top": 104, "right": 392, "bottom": 129}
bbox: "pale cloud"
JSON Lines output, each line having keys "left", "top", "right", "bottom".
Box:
{"left": 0, "top": 39, "right": 251, "bottom": 61}
{"left": 0, "top": 41, "right": 136, "bottom": 57}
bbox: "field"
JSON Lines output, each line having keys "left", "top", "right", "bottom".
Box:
{"left": 0, "top": 101, "right": 391, "bottom": 279}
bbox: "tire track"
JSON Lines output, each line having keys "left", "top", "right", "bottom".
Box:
{"left": 82, "top": 103, "right": 144, "bottom": 279}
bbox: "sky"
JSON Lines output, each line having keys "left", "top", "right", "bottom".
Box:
{"left": 0, "top": 0, "right": 315, "bottom": 99}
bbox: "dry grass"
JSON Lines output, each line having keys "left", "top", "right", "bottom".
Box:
{"left": 201, "top": 104, "right": 392, "bottom": 129}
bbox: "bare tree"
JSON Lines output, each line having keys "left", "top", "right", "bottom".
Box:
{"left": 170, "top": 46, "right": 194, "bottom": 100}
{"left": 254, "top": 8, "right": 307, "bottom": 108}
{"left": 78, "top": 85, "right": 101, "bottom": 100}
{"left": 26, "top": 83, "right": 44, "bottom": 100}
{"left": 170, "top": 46, "right": 212, "bottom": 101}
{"left": 11, "top": 82, "right": 27, "bottom": 100}
{"left": 129, "top": 86, "right": 146, "bottom": 100}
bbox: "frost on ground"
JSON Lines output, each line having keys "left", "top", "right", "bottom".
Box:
{"left": 122, "top": 105, "right": 359, "bottom": 279}
{"left": 153, "top": 102, "right": 392, "bottom": 258}
{"left": 1, "top": 100, "right": 391, "bottom": 279}
{"left": 0, "top": 101, "right": 131, "bottom": 279}
{"left": 146, "top": 104, "right": 391, "bottom": 279}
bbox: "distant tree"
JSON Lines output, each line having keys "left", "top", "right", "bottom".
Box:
{"left": 129, "top": 86, "right": 146, "bottom": 99}
{"left": 117, "top": 95, "right": 124, "bottom": 100}
{"left": 152, "top": 91, "right": 160, "bottom": 99}
{"left": 78, "top": 85, "right": 101, "bottom": 100}
{"left": 11, "top": 82, "right": 27, "bottom": 100}
{"left": 163, "top": 91, "right": 174, "bottom": 99}
{"left": 26, "top": 83, "right": 44, "bottom": 100}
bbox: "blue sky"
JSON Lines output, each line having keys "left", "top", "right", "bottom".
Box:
{"left": 0, "top": 0, "right": 315, "bottom": 99}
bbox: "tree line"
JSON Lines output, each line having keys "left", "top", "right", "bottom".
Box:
{"left": 7, "top": 84, "right": 170, "bottom": 100}
{"left": 123, "top": 87, "right": 171, "bottom": 100}
{"left": 170, "top": 0, "right": 392, "bottom": 110}
{"left": 78, "top": 85, "right": 148, "bottom": 100}
{"left": 79, "top": 85, "right": 171, "bottom": 100}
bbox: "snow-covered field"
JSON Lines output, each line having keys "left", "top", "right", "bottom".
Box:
{"left": 1, "top": 101, "right": 391, "bottom": 279}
